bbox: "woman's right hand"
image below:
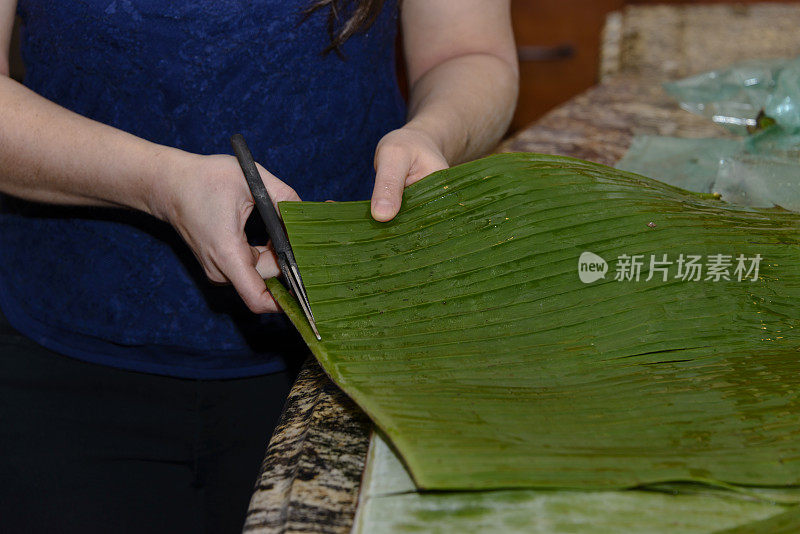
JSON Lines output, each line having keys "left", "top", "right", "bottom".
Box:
{"left": 0, "top": 60, "right": 300, "bottom": 314}
{"left": 150, "top": 153, "right": 301, "bottom": 314}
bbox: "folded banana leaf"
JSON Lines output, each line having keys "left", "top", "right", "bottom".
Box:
{"left": 269, "top": 153, "right": 800, "bottom": 491}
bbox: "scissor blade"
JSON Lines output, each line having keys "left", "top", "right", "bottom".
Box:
{"left": 277, "top": 255, "right": 322, "bottom": 340}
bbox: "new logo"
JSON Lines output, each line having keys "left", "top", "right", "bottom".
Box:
{"left": 578, "top": 251, "right": 608, "bottom": 283}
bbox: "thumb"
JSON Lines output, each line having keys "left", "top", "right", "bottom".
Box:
{"left": 371, "top": 149, "right": 412, "bottom": 222}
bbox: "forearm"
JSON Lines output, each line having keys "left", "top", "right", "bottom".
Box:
{"left": 404, "top": 52, "right": 518, "bottom": 165}
{"left": 0, "top": 74, "right": 299, "bottom": 313}
{"left": 0, "top": 74, "right": 184, "bottom": 218}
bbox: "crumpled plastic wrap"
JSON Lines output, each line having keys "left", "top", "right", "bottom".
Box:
{"left": 616, "top": 136, "right": 742, "bottom": 194}
{"left": 618, "top": 56, "right": 800, "bottom": 212}
{"left": 715, "top": 153, "right": 800, "bottom": 211}
{"left": 664, "top": 57, "right": 800, "bottom": 134}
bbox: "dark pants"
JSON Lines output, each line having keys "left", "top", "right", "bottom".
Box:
{"left": 0, "top": 311, "right": 293, "bottom": 534}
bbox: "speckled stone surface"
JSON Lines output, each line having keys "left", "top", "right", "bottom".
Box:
{"left": 601, "top": 3, "right": 800, "bottom": 81}
{"left": 499, "top": 74, "right": 733, "bottom": 164}
{"left": 244, "top": 357, "right": 371, "bottom": 533}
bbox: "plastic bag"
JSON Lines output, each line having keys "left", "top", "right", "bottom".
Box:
{"left": 617, "top": 57, "right": 800, "bottom": 212}
{"left": 664, "top": 57, "right": 800, "bottom": 135}
{"left": 715, "top": 153, "right": 800, "bottom": 211}
{"left": 616, "top": 136, "right": 742, "bottom": 193}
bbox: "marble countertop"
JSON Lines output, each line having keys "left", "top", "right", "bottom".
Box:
{"left": 243, "top": 74, "right": 729, "bottom": 534}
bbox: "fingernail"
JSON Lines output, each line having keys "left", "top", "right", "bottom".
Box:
{"left": 373, "top": 200, "right": 394, "bottom": 220}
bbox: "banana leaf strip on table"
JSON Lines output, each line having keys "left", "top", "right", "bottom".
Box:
{"left": 712, "top": 504, "right": 800, "bottom": 534}
{"left": 268, "top": 153, "right": 800, "bottom": 491}
{"left": 352, "top": 433, "right": 800, "bottom": 534}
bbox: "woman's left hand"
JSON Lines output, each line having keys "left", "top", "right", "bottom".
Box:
{"left": 370, "top": 126, "right": 448, "bottom": 222}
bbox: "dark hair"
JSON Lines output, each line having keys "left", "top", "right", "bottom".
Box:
{"left": 305, "top": 0, "right": 387, "bottom": 54}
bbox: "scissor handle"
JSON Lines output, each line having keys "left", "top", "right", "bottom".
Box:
{"left": 230, "top": 133, "right": 291, "bottom": 255}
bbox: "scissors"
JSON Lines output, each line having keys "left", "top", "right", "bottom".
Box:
{"left": 230, "top": 133, "right": 322, "bottom": 340}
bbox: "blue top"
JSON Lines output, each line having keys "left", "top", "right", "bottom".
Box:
{"left": 0, "top": 0, "right": 405, "bottom": 378}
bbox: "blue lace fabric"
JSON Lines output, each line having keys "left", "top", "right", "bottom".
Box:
{"left": 0, "top": 0, "right": 405, "bottom": 378}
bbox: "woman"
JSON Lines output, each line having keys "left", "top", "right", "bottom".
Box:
{"left": 0, "top": 0, "right": 517, "bottom": 532}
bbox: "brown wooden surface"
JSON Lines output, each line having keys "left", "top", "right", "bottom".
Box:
{"left": 510, "top": 0, "right": 623, "bottom": 132}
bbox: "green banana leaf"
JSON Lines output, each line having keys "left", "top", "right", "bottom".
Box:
{"left": 269, "top": 153, "right": 800, "bottom": 491}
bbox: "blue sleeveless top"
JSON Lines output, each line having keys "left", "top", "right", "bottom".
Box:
{"left": 0, "top": 0, "right": 405, "bottom": 378}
